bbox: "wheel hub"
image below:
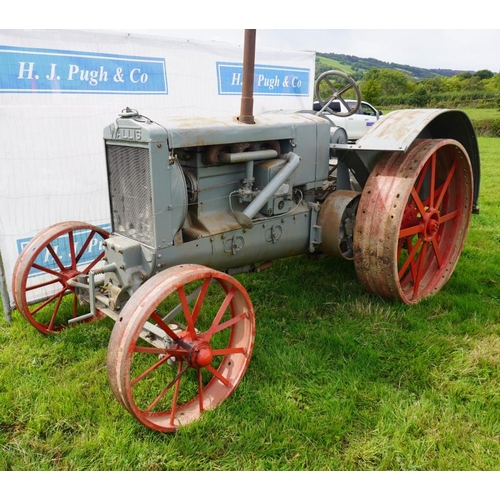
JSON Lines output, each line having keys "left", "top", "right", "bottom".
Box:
{"left": 188, "top": 341, "right": 213, "bottom": 368}
{"left": 64, "top": 269, "right": 83, "bottom": 283}
{"left": 423, "top": 210, "right": 440, "bottom": 241}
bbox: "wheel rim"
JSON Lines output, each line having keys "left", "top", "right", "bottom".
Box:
{"left": 354, "top": 139, "right": 473, "bottom": 304}
{"left": 12, "top": 221, "right": 109, "bottom": 334}
{"left": 107, "top": 264, "right": 255, "bottom": 433}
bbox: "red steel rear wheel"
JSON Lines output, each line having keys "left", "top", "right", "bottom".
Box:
{"left": 354, "top": 139, "right": 473, "bottom": 304}
{"left": 107, "top": 264, "right": 255, "bottom": 432}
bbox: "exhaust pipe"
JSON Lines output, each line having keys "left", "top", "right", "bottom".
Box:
{"left": 238, "top": 29, "right": 256, "bottom": 125}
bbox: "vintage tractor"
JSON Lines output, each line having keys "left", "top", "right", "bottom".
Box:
{"left": 12, "top": 31, "right": 480, "bottom": 432}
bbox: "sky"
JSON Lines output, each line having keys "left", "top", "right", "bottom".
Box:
{"left": 6, "top": 0, "right": 499, "bottom": 73}
{"left": 121, "top": 29, "right": 500, "bottom": 73}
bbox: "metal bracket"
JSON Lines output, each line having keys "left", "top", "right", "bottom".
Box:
{"left": 67, "top": 263, "right": 117, "bottom": 325}
{"left": 308, "top": 203, "right": 322, "bottom": 252}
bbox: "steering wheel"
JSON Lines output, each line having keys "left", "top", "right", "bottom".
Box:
{"left": 315, "top": 70, "right": 362, "bottom": 117}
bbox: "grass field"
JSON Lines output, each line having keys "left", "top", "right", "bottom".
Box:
{"left": 462, "top": 108, "right": 500, "bottom": 120}
{"left": 316, "top": 55, "right": 355, "bottom": 75}
{"left": 1, "top": 138, "right": 499, "bottom": 474}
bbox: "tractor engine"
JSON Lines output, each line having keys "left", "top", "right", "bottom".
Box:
{"left": 102, "top": 108, "right": 344, "bottom": 308}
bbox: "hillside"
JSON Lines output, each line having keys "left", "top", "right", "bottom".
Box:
{"left": 316, "top": 52, "right": 468, "bottom": 80}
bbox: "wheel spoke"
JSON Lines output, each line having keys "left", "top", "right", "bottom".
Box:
{"left": 133, "top": 346, "right": 186, "bottom": 356}
{"left": 415, "top": 157, "right": 431, "bottom": 193}
{"left": 205, "top": 364, "right": 231, "bottom": 387}
{"left": 191, "top": 278, "right": 211, "bottom": 324}
{"left": 32, "top": 262, "right": 66, "bottom": 280}
{"left": 48, "top": 292, "right": 65, "bottom": 331}
{"left": 399, "top": 223, "right": 423, "bottom": 239}
{"left": 177, "top": 285, "right": 196, "bottom": 336}
{"left": 212, "top": 347, "right": 246, "bottom": 356}
{"left": 407, "top": 237, "right": 421, "bottom": 287}
{"left": 204, "top": 311, "right": 249, "bottom": 341}
{"left": 414, "top": 154, "right": 437, "bottom": 207}
{"left": 336, "top": 91, "right": 353, "bottom": 109}
{"left": 47, "top": 243, "right": 66, "bottom": 272}
{"left": 68, "top": 231, "right": 76, "bottom": 270}
{"left": 429, "top": 153, "right": 436, "bottom": 207}
{"left": 398, "top": 236, "right": 424, "bottom": 280}
{"left": 160, "top": 280, "right": 210, "bottom": 327}
{"left": 439, "top": 209, "right": 459, "bottom": 224}
{"left": 145, "top": 362, "right": 189, "bottom": 414}
{"left": 412, "top": 242, "right": 429, "bottom": 299}
{"left": 151, "top": 311, "right": 182, "bottom": 342}
{"left": 26, "top": 276, "right": 61, "bottom": 292}
{"left": 411, "top": 187, "right": 427, "bottom": 217}
{"left": 435, "top": 157, "right": 457, "bottom": 209}
{"left": 421, "top": 183, "right": 445, "bottom": 208}
{"left": 30, "top": 286, "right": 66, "bottom": 315}
{"left": 207, "top": 286, "right": 236, "bottom": 335}
{"left": 325, "top": 79, "right": 338, "bottom": 94}
{"left": 169, "top": 363, "right": 184, "bottom": 426}
{"left": 430, "top": 238, "right": 444, "bottom": 269}
{"left": 75, "top": 230, "right": 96, "bottom": 263}
{"left": 130, "top": 351, "right": 172, "bottom": 387}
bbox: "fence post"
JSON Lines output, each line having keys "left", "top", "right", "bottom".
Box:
{"left": 0, "top": 250, "right": 12, "bottom": 324}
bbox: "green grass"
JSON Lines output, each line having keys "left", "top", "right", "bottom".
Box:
{"left": 1, "top": 138, "right": 499, "bottom": 472}
{"left": 462, "top": 108, "right": 500, "bottom": 121}
{"left": 316, "top": 55, "right": 354, "bottom": 75}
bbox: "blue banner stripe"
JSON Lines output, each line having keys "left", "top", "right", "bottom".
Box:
{"left": 0, "top": 46, "right": 167, "bottom": 94}
{"left": 217, "top": 62, "right": 310, "bottom": 96}
{"left": 17, "top": 223, "right": 112, "bottom": 277}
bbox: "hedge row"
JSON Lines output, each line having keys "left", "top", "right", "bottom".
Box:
{"left": 379, "top": 91, "right": 499, "bottom": 109}
{"left": 470, "top": 118, "right": 500, "bottom": 137}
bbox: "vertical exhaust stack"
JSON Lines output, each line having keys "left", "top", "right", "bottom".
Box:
{"left": 238, "top": 29, "right": 256, "bottom": 125}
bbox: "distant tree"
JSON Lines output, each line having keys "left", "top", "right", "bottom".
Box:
{"left": 360, "top": 67, "right": 414, "bottom": 102}
{"left": 446, "top": 74, "right": 470, "bottom": 92}
{"left": 407, "top": 88, "right": 430, "bottom": 107}
{"left": 419, "top": 77, "right": 448, "bottom": 93}
{"left": 475, "top": 69, "right": 494, "bottom": 80}
{"left": 485, "top": 72, "right": 500, "bottom": 92}
{"left": 456, "top": 71, "right": 474, "bottom": 80}
{"left": 461, "top": 75, "right": 484, "bottom": 92}
{"left": 361, "top": 78, "right": 382, "bottom": 104}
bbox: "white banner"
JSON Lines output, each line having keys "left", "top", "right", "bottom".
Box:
{"left": 0, "top": 29, "right": 316, "bottom": 312}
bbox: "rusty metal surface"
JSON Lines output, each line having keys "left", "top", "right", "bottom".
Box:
{"left": 331, "top": 109, "right": 464, "bottom": 152}
{"left": 353, "top": 138, "right": 473, "bottom": 304}
{"left": 318, "top": 190, "right": 360, "bottom": 260}
{"left": 161, "top": 112, "right": 330, "bottom": 149}
{"left": 330, "top": 108, "right": 480, "bottom": 208}
{"left": 353, "top": 109, "right": 446, "bottom": 151}
{"left": 239, "top": 29, "right": 256, "bottom": 125}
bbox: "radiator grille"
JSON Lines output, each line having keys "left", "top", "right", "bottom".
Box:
{"left": 106, "top": 144, "right": 155, "bottom": 247}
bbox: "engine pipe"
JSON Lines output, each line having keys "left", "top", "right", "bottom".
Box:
{"left": 242, "top": 152, "right": 301, "bottom": 220}
{"left": 238, "top": 29, "right": 256, "bottom": 125}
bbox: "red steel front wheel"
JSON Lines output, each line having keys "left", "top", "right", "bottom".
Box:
{"left": 12, "top": 221, "right": 109, "bottom": 334}
{"left": 107, "top": 264, "right": 255, "bottom": 432}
